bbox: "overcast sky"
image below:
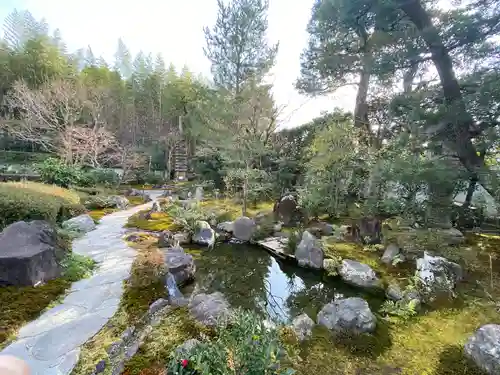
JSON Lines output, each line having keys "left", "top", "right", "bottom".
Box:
{"left": 0, "top": 0, "right": 356, "bottom": 129}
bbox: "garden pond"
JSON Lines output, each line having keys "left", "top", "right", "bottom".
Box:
{"left": 181, "top": 243, "right": 384, "bottom": 324}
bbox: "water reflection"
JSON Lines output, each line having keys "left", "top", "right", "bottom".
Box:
{"left": 184, "top": 243, "right": 379, "bottom": 323}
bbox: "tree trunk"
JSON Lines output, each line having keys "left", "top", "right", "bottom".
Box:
{"left": 463, "top": 178, "right": 477, "bottom": 208}
{"left": 242, "top": 167, "right": 248, "bottom": 217}
{"left": 397, "top": 0, "right": 500, "bottom": 201}
{"left": 354, "top": 54, "right": 372, "bottom": 136}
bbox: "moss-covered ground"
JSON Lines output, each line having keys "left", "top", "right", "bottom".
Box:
{"left": 71, "top": 233, "right": 166, "bottom": 375}
{"left": 118, "top": 228, "right": 500, "bottom": 375}
{"left": 0, "top": 251, "right": 95, "bottom": 348}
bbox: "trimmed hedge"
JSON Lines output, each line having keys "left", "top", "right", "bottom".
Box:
{"left": 0, "top": 182, "right": 84, "bottom": 229}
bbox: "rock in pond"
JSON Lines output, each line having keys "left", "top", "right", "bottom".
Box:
{"left": 416, "top": 252, "right": 462, "bottom": 297}
{"left": 192, "top": 221, "right": 216, "bottom": 248}
{"left": 233, "top": 216, "right": 256, "bottom": 241}
{"left": 339, "top": 260, "right": 380, "bottom": 289}
{"left": 464, "top": 324, "right": 500, "bottom": 374}
{"left": 295, "top": 231, "right": 324, "bottom": 269}
{"left": 217, "top": 221, "right": 234, "bottom": 233}
{"left": 0, "top": 220, "right": 62, "bottom": 286}
{"left": 292, "top": 313, "right": 315, "bottom": 341}
{"left": 188, "top": 292, "right": 230, "bottom": 327}
{"left": 317, "top": 297, "right": 376, "bottom": 334}
{"left": 164, "top": 246, "right": 195, "bottom": 286}
{"left": 62, "top": 214, "right": 96, "bottom": 233}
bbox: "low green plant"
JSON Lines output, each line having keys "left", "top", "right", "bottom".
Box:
{"left": 167, "top": 309, "right": 295, "bottom": 375}
{"left": 286, "top": 229, "right": 303, "bottom": 254}
{"left": 35, "top": 157, "right": 85, "bottom": 188}
{"left": 83, "top": 196, "right": 115, "bottom": 210}
{"left": 379, "top": 299, "right": 419, "bottom": 320}
{"left": 84, "top": 168, "right": 120, "bottom": 187}
{"left": 60, "top": 253, "right": 96, "bottom": 282}
{"left": 323, "top": 255, "right": 342, "bottom": 276}
{"left": 163, "top": 203, "right": 207, "bottom": 234}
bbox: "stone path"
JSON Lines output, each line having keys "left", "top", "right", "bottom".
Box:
{"left": 1, "top": 192, "right": 163, "bottom": 375}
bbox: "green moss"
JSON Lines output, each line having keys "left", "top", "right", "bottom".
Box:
{"left": 0, "top": 251, "right": 95, "bottom": 348}
{"left": 88, "top": 208, "right": 117, "bottom": 222}
{"left": 72, "top": 242, "right": 166, "bottom": 375}
{"left": 128, "top": 196, "right": 148, "bottom": 207}
{"left": 0, "top": 279, "right": 71, "bottom": 347}
{"left": 322, "top": 239, "right": 413, "bottom": 286}
{"left": 123, "top": 307, "right": 206, "bottom": 375}
{"left": 199, "top": 199, "right": 274, "bottom": 221}
{"left": 126, "top": 211, "right": 181, "bottom": 232}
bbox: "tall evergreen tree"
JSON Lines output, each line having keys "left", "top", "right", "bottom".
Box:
{"left": 203, "top": 0, "right": 278, "bottom": 96}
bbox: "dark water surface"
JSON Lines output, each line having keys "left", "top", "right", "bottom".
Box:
{"left": 183, "top": 243, "right": 383, "bottom": 324}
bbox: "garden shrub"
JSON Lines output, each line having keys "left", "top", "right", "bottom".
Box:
{"left": 83, "top": 196, "right": 115, "bottom": 210}
{"left": 0, "top": 182, "right": 81, "bottom": 229}
{"left": 58, "top": 203, "right": 87, "bottom": 221}
{"left": 35, "top": 157, "right": 85, "bottom": 188}
{"left": 84, "top": 168, "right": 120, "bottom": 187}
{"left": 167, "top": 309, "right": 294, "bottom": 375}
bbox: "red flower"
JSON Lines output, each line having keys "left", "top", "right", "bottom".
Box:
{"left": 181, "top": 359, "right": 188, "bottom": 368}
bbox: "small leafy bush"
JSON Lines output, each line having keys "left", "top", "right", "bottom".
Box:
{"left": 167, "top": 309, "right": 295, "bottom": 375}
{"left": 163, "top": 203, "right": 207, "bottom": 234}
{"left": 286, "top": 230, "right": 303, "bottom": 254}
{"left": 323, "top": 255, "right": 342, "bottom": 276}
{"left": 379, "top": 299, "right": 419, "bottom": 320}
{"left": 58, "top": 203, "right": 87, "bottom": 221}
{"left": 60, "top": 253, "right": 96, "bottom": 282}
{"left": 35, "top": 158, "right": 85, "bottom": 188}
{"left": 84, "top": 168, "right": 120, "bottom": 187}
{"left": 84, "top": 196, "right": 115, "bottom": 210}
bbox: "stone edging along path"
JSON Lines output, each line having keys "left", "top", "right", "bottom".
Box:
{"left": 1, "top": 195, "right": 161, "bottom": 375}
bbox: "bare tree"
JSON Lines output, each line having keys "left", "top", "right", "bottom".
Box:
{"left": 2, "top": 79, "right": 86, "bottom": 153}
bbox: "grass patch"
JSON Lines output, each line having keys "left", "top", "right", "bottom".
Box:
{"left": 88, "top": 208, "right": 118, "bottom": 222}
{"left": 5, "top": 181, "right": 80, "bottom": 204}
{"left": 199, "top": 199, "right": 274, "bottom": 221}
{"left": 72, "top": 236, "right": 165, "bottom": 375}
{"left": 126, "top": 211, "right": 181, "bottom": 232}
{"left": 0, "top": 250, "right": 95, "bottom": 348}
{"left": 128, "top": 196, "right": 148, "bottom": 207}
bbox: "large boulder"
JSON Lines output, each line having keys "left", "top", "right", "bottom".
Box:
{"left": 292, "top": 313, "right": 315, "bottom": 341}
{"left": 317, "top": 297, "right": 376, "bottom": 334}
{"left": 464, "top": 324, "right": 500, "bottom": 374}
{"left": 295, "top": 231, "right": 324, "bottom": 269}
{"left": 188, "top": 292, "right": 231, "bottom": 327}
{"left": 164, "top": 246, "right": 195, "bottom": 286}
{"left": 339, "top": 260, "right": 381, "bottom": 289}
{"left": 0, "top": 221, "right": 62, "bottom": 286}
{"left": 274, "top": 195, "right": 299, "bottom": 226}
{"left": 107, "top": 195, "right": 129, "bottom": 210}
{"left": 125, "top": 188, "right": 152, "bottom": 202}
{"left": 192, "top": 221, "right": 216, "bottom": 248}
{"left": 416, "top": 252, "right": 462, "bottom": 298}
{"left": 358, "top": 217, "right": 382, "bottom": 244}
{"left": 233, "top": 216, "right": 256, "bottom": 241}
{"left": 62, "top": 214, "right": 96, "bottom": 233}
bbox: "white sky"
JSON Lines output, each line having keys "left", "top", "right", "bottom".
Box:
{"left": 0, "top": 0, "right": 356, "bottom": 129}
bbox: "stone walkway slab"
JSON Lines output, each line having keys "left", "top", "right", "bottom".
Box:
{"left": 1, "top": 193, "right": 162, "bottom": 375}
